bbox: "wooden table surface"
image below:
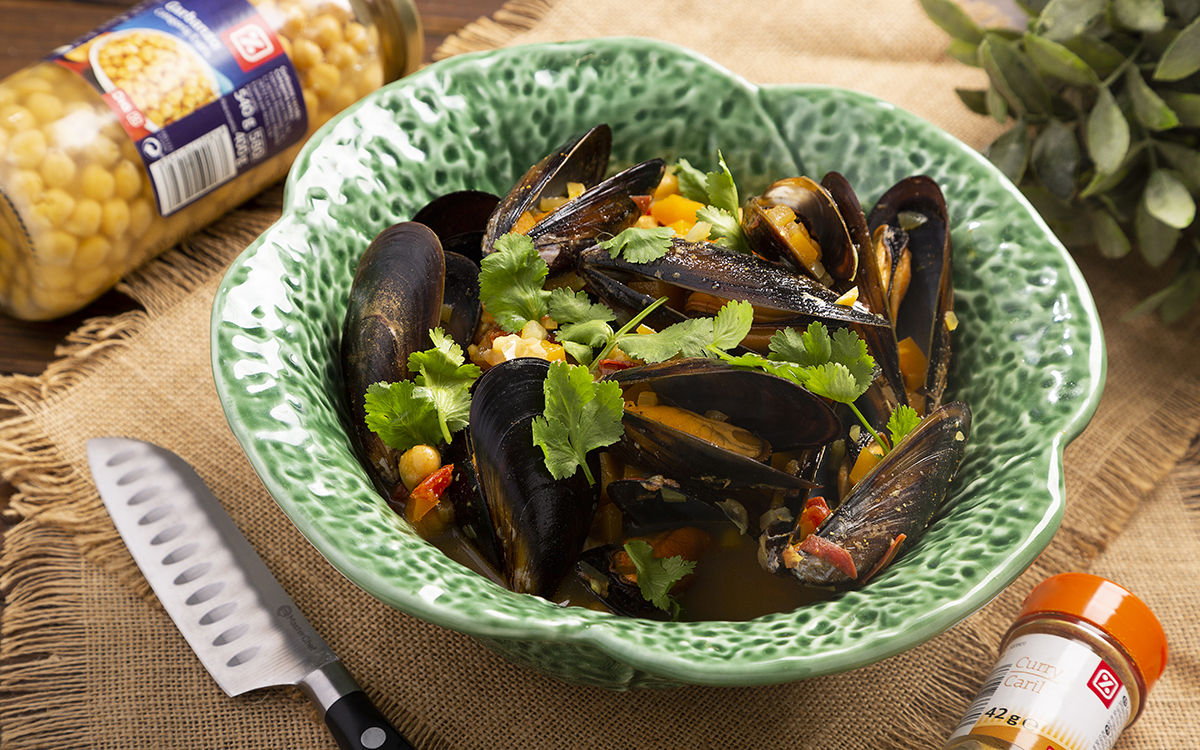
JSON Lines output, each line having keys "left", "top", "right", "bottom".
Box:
{"left": 0, "top": 0, "right": 507, "bottom": 378}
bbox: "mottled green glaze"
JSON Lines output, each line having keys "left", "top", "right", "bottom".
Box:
{"left": 211, "top": 38, "right": 1105, "bottom": 690}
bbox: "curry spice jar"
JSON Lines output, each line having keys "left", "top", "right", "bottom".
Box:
{"left": 943, "top": 573, "right": 1169, "bottom": 750}
{"left": 0, "top": 0, "right": 421, "bottom": 320}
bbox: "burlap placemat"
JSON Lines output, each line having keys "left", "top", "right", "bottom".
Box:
{"left": 3, "top": 1, "right": 1200, "bottom": 748}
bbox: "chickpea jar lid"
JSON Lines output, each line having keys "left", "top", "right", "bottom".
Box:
{"left": 1018, "top": 573, "right": 1169, "bottom": 693}
{"left": 368, "top": 0, "right": 424, "bottom": 81}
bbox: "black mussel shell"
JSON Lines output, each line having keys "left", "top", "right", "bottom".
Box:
{"left": 767, "top": 400, "right": 971, "bottom": 588}
{"left": 341, "top": 222, "right": 445, "bottom": 491}
{"left": 412, "top": 189, "right": 500, "bottom": 264}
{"left": 468, "top": 357, "right": 600, "bottom": 597}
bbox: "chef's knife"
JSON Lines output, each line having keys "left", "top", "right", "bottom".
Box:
{"left": 86, "top": 436, "right": 416, "bottom": 750}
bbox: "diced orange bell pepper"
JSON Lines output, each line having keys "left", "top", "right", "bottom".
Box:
{"left": 848, "top": 442, "right": 885, "bottom": 488}
{"left": 897, "top": 336, "right": 928, "bottom": 393}
{"left": 651, "top": 193, "right": 705, "bottom": 227}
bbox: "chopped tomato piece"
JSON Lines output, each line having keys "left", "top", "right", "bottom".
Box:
{"left": 632, "top": 194, "right": 653, "bottom": 214}
{"left": 796, "top": 535, "right": 858, "bottom": 579}
{"left": 797, "top": 496, "right": 832, "bottom": 539}
{"left": 406, "top": 464, "right": 453, "bottom": 523}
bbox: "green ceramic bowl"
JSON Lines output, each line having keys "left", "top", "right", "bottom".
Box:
{"left": 211, "top": 37, "right": 1105, "bottom": 689}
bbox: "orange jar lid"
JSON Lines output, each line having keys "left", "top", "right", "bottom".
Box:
{"left": 1018, "top": 573, "right": 1169, "bottom": 694}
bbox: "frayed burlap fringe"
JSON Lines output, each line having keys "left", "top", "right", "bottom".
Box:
{"left": 0, "top": 527, "right": 89, "bottom": 750}
{"left": 432, "top": 0, "right": 554, "bottom": 59}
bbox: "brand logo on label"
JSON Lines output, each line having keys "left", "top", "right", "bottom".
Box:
{"left": 223, "top": 18, "right": 277, "bottom": 70}
{"left": 1088, "top": 661, "right": 1122, "bottom": 708}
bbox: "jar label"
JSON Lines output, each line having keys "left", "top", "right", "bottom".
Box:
{"left": 946, "top": 633, "right": 1132, "bottom": 750}
{"left": 48, "top": 0, "right": 307, "bottom": 216}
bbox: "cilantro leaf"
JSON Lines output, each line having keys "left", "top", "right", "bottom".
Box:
{"left": 710, "top": 299, "right": 754, "bottom": 351}
{"left": 548, "top": 287, "right": 615, "bottom": 326}
{"left": 408, "top": 328, "right": 481, "bottom": 444}
{"left": 623, "top": 539, "right": 696, "bottom": 614}
{"left": 617, "top": 318, "right": 714, "bottom": 362}
{"left": 548, "top": 288, "right": 616, "bottom": 366}
{"left": 598, "top": 226, "right": 675, "bottom": 263}
{"left": 674, "top": 159, "right": 709, "bottom": 203}
{"left": 364, "top": 328, "right": 480, "bottom": 451}
{"left": 769, "top": 322, "right": 832, "bottom": 367}
{"left": 887, "top": 404, "right": 923, "bottom": 447}
{"left": 705, "top": 151, "right": 740, "bottom": 215}
{"left": 802, "top": 362, "right": 869, "bottom": 404}
{"left": 364, "top": 381, "right": 445, "bottom": 452}
{"left": 530, "top": 361, "right": 625, "bottom": 484}
{"left": 696, "top": 205, "right": 752, "bottom": 255}
{"left": 479, "top": 233, "right": 550, "bottom": 332}
{"left": 829, "top": 327, "right": 876, "bottom": 387}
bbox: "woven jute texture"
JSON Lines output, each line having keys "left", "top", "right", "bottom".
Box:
{"left": 3, "top": 1, "right": 1200, "bottom": 748}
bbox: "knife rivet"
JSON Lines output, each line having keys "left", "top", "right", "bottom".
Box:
{"left": 361, "top": 727, "right": 387, "bottom": 749}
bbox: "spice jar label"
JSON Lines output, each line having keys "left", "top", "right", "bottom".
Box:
{"left": 945, "top": 633, "right": 1133, "bottom": 750}
{"left": 48, "top": 0, "right": 307, "bottom": 216}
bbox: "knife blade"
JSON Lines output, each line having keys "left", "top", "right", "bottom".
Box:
{"left": 86, "top": 436, "right": 417, "bottom": 750}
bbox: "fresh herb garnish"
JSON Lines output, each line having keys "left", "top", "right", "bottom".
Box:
{"left": 623, "top": 539, "right": 696, "bottom": 617}
{"left": 364, "top": 328, "right": 481, "bottom": 450}
{"left": 530, "top": 360, "right": 625, "bottom": 485}
{"left": 598, "top": 226, "right": 676, "bottom": 263}
{"left": 478, "top": 233, "right": 551, "bottom": 332}
{"left": 887, "top": 404, "right": 923, "bottom": 447}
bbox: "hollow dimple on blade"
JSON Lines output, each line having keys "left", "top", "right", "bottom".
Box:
{"left": 86, "top": 437, "right": 339, "bottom": 696}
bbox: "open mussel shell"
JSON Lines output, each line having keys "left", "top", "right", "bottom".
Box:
{"left": 468, "top": 357, "right": 600, "bottom": 598}
{"left": 605, "top": 477, "right": 745, "bottom": 535}
{"left": 768, "top": 400, "right": 971, "bottom": 588}
{"left": 742, "top": 176, "right": 859, "bottom": 286}
{"left": 412, "top": 189, "right": 500, "bottom": 264}
{"left": 441, "top": 251, "right": 481, "bottom": 350}
{"left": 867, "top": 176, "right": 954, "bottom": 412}
{"left": 580, "top": 238, "right": 890, "bottom": 334}
{"left": 523, "top": 157, "right": 665, "bottom": 274}
{"left": 603, "top": 359, "right": 839, "bottom": 513}
{"left": 341, "top": 222, "right": 445, "bottom": 491}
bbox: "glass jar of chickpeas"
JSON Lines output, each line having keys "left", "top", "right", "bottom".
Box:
{"left": 0, "top": 0, "right": 421, "bottom": 320}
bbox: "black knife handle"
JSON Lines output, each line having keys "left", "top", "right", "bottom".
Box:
{"left": 324, "top": 691, "right": 417, "bottom": 750}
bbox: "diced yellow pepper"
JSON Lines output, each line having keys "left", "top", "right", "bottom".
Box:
{"left": 651, "top": 193, "right": 705, "bottom": 227}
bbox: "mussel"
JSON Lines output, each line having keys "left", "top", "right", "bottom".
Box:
{"left": 467, "top": 357, "right": 600, "bottom": 597}
{"left": 764, "top": 401, "right": 971, "bottom": 588}
{"left": 603, "top": 358, "right": 841, "bottom": 524}
{"left": 341, "top": 223, "right": 446, "bottom": 491}
{"left": 484, "top": 124, "right": 665, "bottom": 274}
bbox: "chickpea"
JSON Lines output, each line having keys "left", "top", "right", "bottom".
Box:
{"left": 291, "top": 38, "right": 323, "bottom": 70}
{"left": 399, "top": 445, "right": 442, "bottom": 491}
{"left": 6, "top": 128, "right": 46, "bottom": 168}
{"left": 38, "top": 231, "right": 78, "bottom": 266}
{"left": 64, "top": 198, "right": 103, "bottom": 237}
{"left": 81, "top": 163, "right": 116, "bottom": 201}
{"left": 32, "top": 189, "right": 77, "bottom": 229}
{"left": 40, "top": 151, "right": 77, "bottom": 188}
{"left": 113, "top": 160, "right": 142, "bottom": 201}
{"left": 101, "top": 199, "right": 130, "bottom": 239}
{"left": 309, "top": 13, "right": 344, "bottom": 48}
{"left": 25, "top": 92, "right": 64, "bottom": 124}
{"left": 75, "top": 235, "right": 110, "bottom": 270}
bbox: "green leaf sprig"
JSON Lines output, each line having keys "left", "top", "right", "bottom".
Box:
{"left": 479, "top": 233, "right": 551, "bottom": 332}
{"left": 531, "top": 360, "right": 625, "bottom": 485}
{"left": 676, "top": 155, "right": 753, "bottom": 254}
{"left": 922, "top": 0, "right": 1200, "bottom": 322}
{"left": 364, "top": 328, "right": 481, "bottom": 451}
{"left": 623, "top": 539, "right": 696, "bottom": 617}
